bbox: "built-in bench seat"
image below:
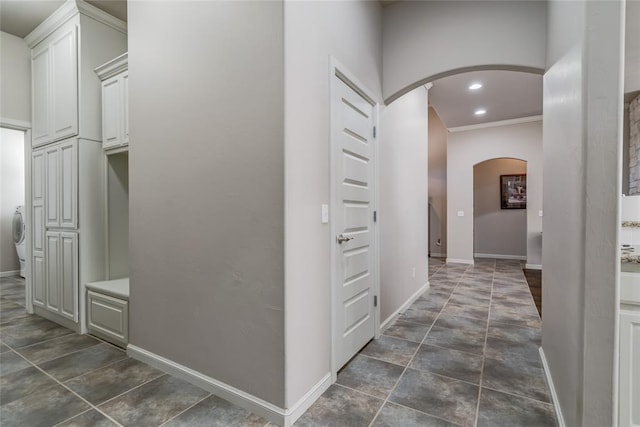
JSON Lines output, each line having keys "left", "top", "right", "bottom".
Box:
{"left": 86, "top": 278, "right": 129, "bottom": 348}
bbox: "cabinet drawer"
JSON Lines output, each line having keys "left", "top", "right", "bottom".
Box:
{"left": 87, "top": 291, "right": 128, "bottom": 347}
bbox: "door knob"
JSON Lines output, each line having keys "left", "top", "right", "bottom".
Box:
{"left": 337, "top": 234, "right": 354, "bottom": 244}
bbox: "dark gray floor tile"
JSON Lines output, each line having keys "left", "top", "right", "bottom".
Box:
{"left": 164, "top": 394, "right": 268, "bottom": 426}
{"left": 400, "top": 308, "right": 438, "bottom": 326}
{"left": 360, "top": 335, "right": 419, "bottom": 366}
{"left": 482, "top": 356, "right": 550, "bottom": 403}
{"left": 0, "top": 301, "right": 30, "bottom": 324}
{"left": 295, "top": 384, "right": 383, "bottom": 427}
{"left": 1, "top": 294, "right": 26, "bottom": 306}
{"left": 336, "top": 355, "right": 404, "bottom": 399}
{"left": 412, "top": 297, "right": 447, "bottom": 312}
{"left": 478, "top": 388, "right": 556, "bottom": 427}
{"left": 383, "top": 320, "right": 430, "bottom": 343}
{"left": 448, "top": 294, "right": 490, "bottom": 308}
{"left": 16, "top": 334, "right": 101, "bottom": 365}
{"left": 424, "top": 325, "right": 486, "bottom": 355}
{"left": 372, "top": 402, "right": 459, "bottom": 427}
{"left": 487, "top": 322, "right": 541, "bottom": 346}
{"left": 0, "top": 383, "right": 90, "bottom": 427}
{"left": 485, "top": 336, "right": 541, "bottom": 366}
{"left": 64, "top": 357, "right": 164, "bottom": 404}
{"left": 433, "top": 312, "right": 488, "bottom": 333}
{"left": 38, "top": 343, "right": 127, "bottom": 382}
{"left": 56, "top": 409, "right": 118, "bottom": 427}
{"left": 0, "top": 342, "right": 10, "bottom": 353}
{"left": 0, "top": 350, "right": 31, "bottom": 377}
{"left": 410, "top": 344, "right": 483, "bottom": 384}
{"left": 441, "top": 303, "right": 489, "bottom": 321}
{"left": 0, "top": 365, "right": 58, "bottom": 405}
{"left": 389, "top": 368, "right": 478, "bottom": 426}
{"left": 490, "top": 308, "right": 541, "bottom": 329}
{"left": 98, "top": 375, "right": 209, "bottom": 426}
{"left": 0, "top": 316, "right": 74, "bottom": 348}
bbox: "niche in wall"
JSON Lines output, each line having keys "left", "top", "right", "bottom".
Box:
{"left": 106, "top": 151, "right": 129, "bottom": 278}
{"left": 473, "top": 158, "right": 527, "bottom": 259}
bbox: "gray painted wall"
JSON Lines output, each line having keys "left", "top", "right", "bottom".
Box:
{"left": 0, "top": 31, "right": 30, "bottom": 124}
{"left": 128, "top": 1, "right": 285, "bottom": 407}
{"left": 381, "top": 1, "right": 546, "bottom": 103}
{"left": 379, "top": 87, "right": 429, "bottom": 323}
{"left": 473, "top": 158, "right": 527, "bottom": 258}
{"left": 542, "top": 0, "right": 623, "bottom": 425}
{"left": 428, "top": 108, "right": 447, "bottom": 258}
{"left": 283, "top": 0, "right": 382, "bottom": 407}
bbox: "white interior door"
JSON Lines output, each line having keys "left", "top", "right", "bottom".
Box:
{"left": 331, "top": 66, "right": 378, "bottom": 371}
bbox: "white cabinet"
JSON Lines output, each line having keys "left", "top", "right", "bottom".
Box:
{"left": 620, "top": 307, "right": 640, "bottom": 427}
{"left": 44, "top": 140, "right": 77, "bottom": 229}
{"left": 45, "top": 231, "right": 78, "bottom": 321}
{"left": 96, "top": 53, "right": 129, "bottom": 151}
{"left": 31, "top": 18, "right": 78, "bottom": 148}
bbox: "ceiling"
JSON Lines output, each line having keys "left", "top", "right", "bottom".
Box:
{"left": 0, "top": 1, "right": 127, "bottom": 38}
{"left": 428, "top": 70, "right": 543, "bottom": 129}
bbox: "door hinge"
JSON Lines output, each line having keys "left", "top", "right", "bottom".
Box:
{"left": 373, "top": 211, "right": 377, "bottom": 223}
{"left": 374, "top": 295, "right": 378, "bottom": 307}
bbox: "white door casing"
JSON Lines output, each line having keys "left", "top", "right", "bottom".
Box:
{"left": 330, "top": 59, "right": 379, "bottom": 374}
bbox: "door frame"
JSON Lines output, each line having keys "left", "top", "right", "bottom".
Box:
{"left": 329, "top": 57, "right": 380, "bottom": 381}
{"left": 1, "top": 118, "right": 33, "bottom": 313}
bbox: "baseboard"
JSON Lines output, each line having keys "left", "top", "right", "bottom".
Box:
{"left": 525, "top": 263, "right": 542, "bottom": 270}
{"left": 127, "top": 344, "right": 329, "bottom": 426}
{"left": 430, "top": 253, "right": 446, "bottom": 258}
{"left": 474, "top": 253, "right": 527, "bottom": 260}
{"left": 380, "top": 282, "right": 429, "bottom": 332}
{"left": 0, "top": 270, "right": 20, "bottom": 278}
{"left": 446, "top": 258, "right": 474, "bottom": 265}
{"left": 539, "top": 347, "right": 566, "bottom": 427}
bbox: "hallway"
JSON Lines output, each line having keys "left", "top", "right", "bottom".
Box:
{"left": 0, "top": 259, "right": 555, "bottom": 426}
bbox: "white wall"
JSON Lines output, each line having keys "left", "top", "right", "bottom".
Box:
{"left": 542, "top": 1, "right": 624, "bottom": 425}
{"left": 0, "top": 128, "right": 25, "bottom": 274}
{"left": 379, "top": 88, "right": 429, "bottom": 323}
{"left": 626, "top": 0, "right": 640, "bottom": 94}
{"left": 428, "top": 108, "right": 447, "bottom": 257}
{"left": 473, "top": 158, "right": 527, "bottom": 258}
{"left": 283, "top": 0, "right": 382, "bottom": 407}
{"left": 382, "top": 1, "right": 546, "bottom": 103}
{"left": 128, "top": 0, "right": 285, "bottom": 408}
{"left": 447, "top": 120, "right": 542, "bottom": 266}
{"left": 0, "top": 32, "right": 30, "bottom": 125}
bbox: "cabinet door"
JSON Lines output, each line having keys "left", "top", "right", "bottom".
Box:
{"left": 45, "top": 232, "right": 60, "bottom": 312}
{"left": 32, "top": 150, "right": 46, "bottom": 253}
{"left": 59, "top": 141, "right": 77, "bottom": 228}
{"left": 59, "top": 232, "right": 78, "bottom": 321}
{"left": 102, "top": 77, "right": 121, "bottom": 149}
{"left": 45, "top": 146, "right": 59, "bottom": 227}
{"left": 620, "top": 309, "right": 640, "bottom": 427}
{"left": 122, "top": 72, "right": 129, "bottom": 145}
{"left": 50, "top": 22, "right": 78, "bottom": 142}
{"left": 32, "top": 254, "right": 46, "bottom": 307}
{"left": 32, "top": 44, "right": 51, "bottom": 147}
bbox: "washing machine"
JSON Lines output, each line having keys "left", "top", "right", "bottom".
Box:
{"left": 12, "top": 206, "right": 26, "bottom": 278}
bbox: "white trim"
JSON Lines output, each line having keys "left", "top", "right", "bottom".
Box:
{"left": 446, "top": 258, "right": 475, "bottom": 265}
{"left": 448, "top": 115, "right": 543, "bottom": 133}
{"left": 0, "top": 270, "right": 20, "bottom": 278}
{"left": 379, "top": 282, "right": 429, "bottom": 332}
{"left": 525, "top": 263, "right": 542, "bottom": 270}
{"left": 285, "top": 373, "right": 332, "bottom": 426}
{"left": 474, "top": 253, "right": 527, "bottom": 261}
{"left": 0, "top": 118, "right": 31, "bottom": 131}
{"left": 430, "top": 253, "right": 446, "bottom": 258}
{"left": 539, "top": 347, "right": 566, "bottom": 427}
{"left": 95, "top": 52, "right": 128, "bottom": 81}
{"left": 25, "top": 0, "right": 126, "bottom": 48}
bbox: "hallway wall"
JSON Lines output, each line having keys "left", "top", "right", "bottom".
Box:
{"left": 379, "top": 87, "right": 429, "bottom": 324}
{"left": 542, "top": 1, "right": 623, "bottom": 425}
{"left": 0, "top": 32, "right": 30, "bottom": 125}
{"left": 428, "top": 107, "right": 447, "bottom": 258}
{"left": 0, "top": 128, "right": 25, "bottom": 274}
{"left": 128, "top": 0, "right": 285, "bottom": 408}
{"left": 283, "top": 0, "right": 382, "bottom": 408}
{"left": 381, "top": 0, "right": 546, "bottom": 103}
{"left": 446, "top": 120, "right": 542, "bottom": 266}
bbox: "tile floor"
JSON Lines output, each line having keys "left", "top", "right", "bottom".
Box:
{"left": 1, "top": 258, "right": 556, "bottom": 426}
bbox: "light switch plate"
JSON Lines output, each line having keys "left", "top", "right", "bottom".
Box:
{"left": 457, "top": 211, "right": 464, "bottom": 217}
{"left": 321, "top": 204, "right": 329, "bottom": 224}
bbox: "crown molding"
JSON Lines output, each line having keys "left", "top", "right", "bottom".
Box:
{"left": 25, "top": 0, "right": 126, "bottom": 48}
{"left": 95, "top": 52, "right": 128, "bottom": 80}
{"left": 447, "top": 115, "right": 543, "bottom": 133}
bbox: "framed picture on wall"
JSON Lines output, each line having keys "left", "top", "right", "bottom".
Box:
{"left": 500, "top": 174, "right": 527, "bottom": 209}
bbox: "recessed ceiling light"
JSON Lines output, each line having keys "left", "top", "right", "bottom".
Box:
{"left": 469, "top": 83, "right": 483, "bottom": 90}
{"left": 475, "top": 109, "right": 487, "bottom": 116}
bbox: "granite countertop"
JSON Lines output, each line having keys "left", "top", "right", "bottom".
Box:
{"left": 621, "top": 246, "right": 640, "bottom": 263}
{"left": 622, "top": 221, "right": 640, "bottom": 228}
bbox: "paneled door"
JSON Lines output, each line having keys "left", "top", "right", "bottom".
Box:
{"left": 331, "top": 63, "right": 378, "bottom": 371}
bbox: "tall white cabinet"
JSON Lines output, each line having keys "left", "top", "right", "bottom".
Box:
{"left": 27, "top": 0, "right": 127, "bottom": 333}
{"left": 620, "top": 275, "right": 640, "bottom": 427}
